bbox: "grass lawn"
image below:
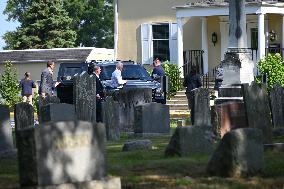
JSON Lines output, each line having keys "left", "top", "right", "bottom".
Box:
{"left": 1, "top": 132, "right": 284, "bottom": 189}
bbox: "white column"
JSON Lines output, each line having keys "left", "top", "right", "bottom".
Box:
{"left": 201, "top": 17, "right": 208, "bottom": 74}
{"left": 258, "top": 13, "right": 266, "bottom": 60}
{"left": 114, "top": 0, "right": 119, "bottom": 60}
{"left": 177, "top": 17, "right": 184, "bottom": 77}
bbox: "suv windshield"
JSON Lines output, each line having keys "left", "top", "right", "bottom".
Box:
{"left": 100, "top": 64, "right": 152, "bottom": 81}
{"left": 62, "top": 67, "right": 83, "bottom": 77}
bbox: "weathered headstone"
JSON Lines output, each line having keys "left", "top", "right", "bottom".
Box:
{"left": 14, "top": 102, "right": 34, "bottom": 130}
{"left": 122, "top": 140, "right": 152, "bottom": 151}
{"left": 165, "top": 126, "right": 214, "bottom": 157}
{"left": 242, "top": 82, "right": 273, "bottom": 143}
{"left": 190, "top": 88, "right": 211, "bottom": 126}
{"left": 17, "top": 121, "right": 108, "bottom": 187}
{"left": 73, "top": 72, "right": 96, "bottom": 123}
{"left": 134, "top": 103, "right": 170, "bottom": 135}
{"left": 207, "top": 128, "right": 263, "bottom": 177}
{"left": 113, "top": 88, "right": 152, "bottom": 132}
{"left": 101, "top": 96, "right": 120, "bottom": 141}
{"left": 212, "top": 101, "right": 248, "bottom": 138}
{"left": 270, "top": 84, "right": 284, "bottom": 128}
{"left": 40, "top": 103, "right": 76, "bottom": 123}
{"left": 0, "top": 105, "right": 13, "bottom": 152}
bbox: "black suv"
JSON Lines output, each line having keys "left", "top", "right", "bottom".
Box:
{"left": 57, "top": 61, "right": 167, "bottom": 104}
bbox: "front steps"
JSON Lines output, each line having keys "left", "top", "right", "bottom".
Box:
{"left": 168, "top": 77, "right": 216, "bottom": 119}
{"left": 167, "top": 90, "right": 190, "bottom": 119}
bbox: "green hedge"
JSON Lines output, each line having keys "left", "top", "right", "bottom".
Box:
{"left": 162, "top": 62, "right": 182, "bottom": 98}
{"left": 258, "top": 53, "right": 284, "bottom": 88}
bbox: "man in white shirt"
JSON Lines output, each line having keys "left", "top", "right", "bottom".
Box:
{"left": 111, "top": 62, "right": 127, "bottom": 88}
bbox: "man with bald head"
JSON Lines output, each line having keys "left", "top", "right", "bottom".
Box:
{"left": 111, "top": 62, "right": 127, "bottom": 88}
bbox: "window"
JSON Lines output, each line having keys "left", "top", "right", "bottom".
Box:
{"left": 152, "top": 24, "right": 170, "bottom": 62}
{"left": 141, "top": 23, "right": 177, "bottom": 64}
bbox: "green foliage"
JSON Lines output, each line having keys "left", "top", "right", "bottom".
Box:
{"left": 0, "top": 61, "right": 21, "bottom": 109}
{"left": 4, "top": 0, "right": 77, "bottom": 49}
{"left": 32, "top": 92, "right": 39, "bottom": 113}
{"left": 258, "top": 53, "right": 284, "bottom": 88}
{"left": 63, "top": 0, "right": 114, "bottom": 48}
{"left": 162, "top": 62, "right": 182, "bottom": 98}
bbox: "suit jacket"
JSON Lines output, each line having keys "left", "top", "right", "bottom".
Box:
{"left": 39, "top": 68, "right": 54, "bottom": 95}
{"left": 96, "top": 75, "right": 104, "bottom": 97}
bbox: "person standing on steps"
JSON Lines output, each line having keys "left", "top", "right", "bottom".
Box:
{"left": 183, "top": 66, "right": 202, "bottom": 125}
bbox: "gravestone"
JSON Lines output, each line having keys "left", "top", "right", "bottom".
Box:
{"left": 113, "top": 88, "right": 152, "bottom": 132}
{"left": 73, "top": 72, "right": 96, "bottom": 123}
{"left": 122, "top": 140, "right": 152, "bottom": 151}
{"left": 37, "top": 96, "right": 60, "bottom": 122}
{"left": 101, "top": 96, "right": 120, "bottom": 141}
{"left": 190, "top": 88, "right": 211, "bottom": 126}
{"left": 17, "top": 121, "right": 109, "bottom": 187}
{"left": 165, "top": 126, "right": 214, "bottom": 157}
{"left": 222, "top": 0, "right": 254, "bottom": 85}
{"left": 242, "top": 82, "right": 273, "bottom": 143}
{"left": 14, "top": 103, "right": 34, "bottom": 130}
{"left": 212, "top": 101, "right": 248, "bottom": 138}
{"left": 0, "top": 105, "right": 13, "bottom": 152}
{"left": 40, "top": 103, "right": 76, "bottom": 123}
{"left": 134, "top": 103, "right": 170, "bottom": 135}
{"left": 270, "top": 84, "right": 284, "bottom": 128}
{"left": 207, "top": 128, "right": 263, "bottom": 177}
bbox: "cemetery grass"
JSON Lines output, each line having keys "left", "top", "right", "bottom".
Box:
{"left": 0, "top": 133, "right": 284, "bottom": 188}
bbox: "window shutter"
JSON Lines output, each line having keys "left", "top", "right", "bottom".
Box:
{"left": 169, "top": 22, "right": 178, "bottom": 64}
{"left": 141, "top": 23, "right": 153, "bottom": 64}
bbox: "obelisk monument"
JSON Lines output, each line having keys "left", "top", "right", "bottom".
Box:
{"left": 221, "top": 0, "right": 254, "bottom": 85}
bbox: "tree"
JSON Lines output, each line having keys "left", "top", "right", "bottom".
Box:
{"left": 0, "top": 61, "right": 21, "bottom": 109}
{"left": 63, "top": 0, "right": 114, "bottom": 48}
{"left": 3, "top": 0, "right": 77, "bottom": 49}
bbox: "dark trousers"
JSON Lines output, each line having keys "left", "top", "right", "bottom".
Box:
{"left": 96, "top": 99, "right": 102, "bottom": 122}
{"left": 186, "top": 92, "right": 195, "bottom": 125}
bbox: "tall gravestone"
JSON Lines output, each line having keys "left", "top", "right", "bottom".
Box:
{"left": 0, "top": 105, "right": 13, "bottom": 152}
{"left": 102, "top": 96, "right": 120, "bottom": 141}
{"left": 222, "top": 0, "right": 254, "bottom": 86}
{"left": 191, "top": 88, "right": 211, "bottom": 126}
{"left": 242, "top": 82, "right": 273, "bottom": 143}
{"left": 16, "top": 121, "right": 112, "bottom": 188}
{"left": 14, "top": 103, "right": 34, "bottom": 130}
{"left": 113, "top": 88, "right": 152, "bottom": 132}
{"left": 73, "top": 72, "right": 96, "bottom": 123}
{"left": 270, "top": 84, "right": 284, "bottom": 128}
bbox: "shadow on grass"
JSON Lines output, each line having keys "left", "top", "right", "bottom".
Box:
{"left": 1, "top": 135, "right": 284, "bottom": 189}
{"left": 107, "top": 135, "right": 284, "bottom": 189}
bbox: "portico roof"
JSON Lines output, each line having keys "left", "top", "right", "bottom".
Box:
{"left": 174, "top": 1, "right": 284, "bottom": 17}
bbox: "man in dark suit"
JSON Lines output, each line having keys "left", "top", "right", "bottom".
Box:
{"left": 93, "top": 65, "right": 104, "bottom": 122}
{"left": 39, "top": 60, "right": 60, "bottom": 98}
